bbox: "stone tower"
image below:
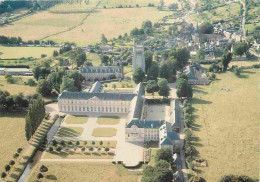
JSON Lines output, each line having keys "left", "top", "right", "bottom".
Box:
{"left": 132, "top": 41, "right": 145, "bottom": 73}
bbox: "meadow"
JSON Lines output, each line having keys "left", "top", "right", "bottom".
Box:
{"left": 98, "top": 0, "right": 159, "bottom": 8}
{"left": 0, "top": 46, "right": 58, "bottom": 59}
{"left": 0, "top": 112, "right": 27, "bottom": 171}
{"left": 191, "top": 69, "right": 259, "bottom": 181}
{"left": 28, "top": 162, "right": 140, "bottom": 182}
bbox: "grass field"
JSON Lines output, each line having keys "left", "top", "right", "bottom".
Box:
{"left": 0, "top": 112, "right": 27, "bottom": 171}
{"left": 57, "top": 127, "right": 83, "bottom": 137}
{"left": 0, "top": 76, "right": 36, "bottom": 96}
{"left": 0, "top": 11, "right": 87, "bottom": 41}
{"left": 86, "top": 53, "right": 101, "bottom": 66}
{"left": 97, "top": 116, "right": 120, "bottom": 125}
{"left": 49, "top": 7, "right": 171, "bottom": 46}
{"left": 65, "top": 115, "right": 88, "bottom": 124}
{"left": 28, "top": 162, "right": 140, "bottom": 182}
{"left": 92, "top": 128, "right": 117, "bottom": 137}
{"left": 98, "top": 0, "right": 159, "bottom": 8}
{"left": 229, "top": 60, "right": 260, "bottom": 68}
{"left": 43, "top": 151, "right": 115, "bottom": 159}
{"left": 0, "top": 46, "right": 58, "bottom": 59}
{"left": 49, "top": 0, "right": 99, "bottom": 12}
{"left": 191, "top": 69, "right": 259, "bottom": 181}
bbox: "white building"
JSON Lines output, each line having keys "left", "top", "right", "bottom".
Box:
{"left": 80, "top": 66, "right": 123, "bottom": 81}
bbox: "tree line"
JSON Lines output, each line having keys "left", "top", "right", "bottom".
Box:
{"left": 0, "top": 35, "right": 57, "bottom": 45}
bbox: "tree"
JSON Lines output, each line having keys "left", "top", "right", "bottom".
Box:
{"left": 67, "top": 71, "right": 82, "bottom": 92}
{"left": 233, "top": 42, "right": 248, "bottom": 56}
{"left": 1, "top": 172, "right": 6, "bottom": 179}
{"left": 105, "top": 147, "right": 110, "bottom": 152}
{"left": 199, "top": 22, "right": 213, "bottom": 34}
{"left": 146, "top": 80, "right": 158, "bottom": 96}
{"left": 101, "top": 55, "right": 110, "bottom": 65}
{"left": 99, "top": 141, "right": 103, "bottom": 145}
{"left": 177, "top": 78, "right": 193, "bottom": 98}
{"left": 197, "top": 48, "right": 206, "bottom": 60}
{"left": 158, "top": 79, "right": 170, "bottom": 98}
{"left": 142, "top": 20, "right": 152, "bottom": 29}
{"left": 218, "top": 175, "right": 256, "bottom": 182}
{"left": 37, "top": 173, "right": 44, "bottom": 179}
{"left": 155, "top": 148, "right": 172, "bottom": 163}
{"left": 37, "top": 79, "right": 52, "bottom": 96}
{"left": 154, "top": 160, "right": 173, "bottom": 182}
{"left": 168, "top": 3, "right": 178, "bottom": 11}
{"left": 40, "top": 165, "right": 48, "bottom": 173}
{"left": 147, "top": 62, "right": 159, "bottom": 81}
{"left": 81, "top": 147, "right": 86, "bottom": 151}
{"left": 92, "top": 141, "right": 95, "bottom": 145}
{"left": 101, "top": 34, "right": 107, "bottom": 44}
{"left": 144, "top": 51, "right": 153, "bottom": 73}
{"left": 133, "top": 67, "right": 145, "bottom": 84}
{"left": 48, "top": 147, "right": 53, "bottom": 152}
{"left": 53, "top": 50, "right": 58, "bottom": 57}
{"left": 221, "top": 52, "right": 232, "bottom": 71}
{"left": 26, "top": 78, "right": 36, "bottom": 86}
{"left": 5, "top": 165, "right": 10, "bottom": 172}
{"left": 60, "top": 76, "right": 77, "bottom": 92}
{"left": 189, "top": 176, "right": 206, "bottom": 182}
{"left": 170, "top": 48, "right": 190, "bottom": 69}
{"left": 9, "top": 160, "right": 15, "bottom": 166}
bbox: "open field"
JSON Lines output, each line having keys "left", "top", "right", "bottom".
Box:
{"left": 0, "top": 76, "right": 36, "bottom": 96}
{"left": 49, "top": 0, "right": 99, "bottom": 12}
{"left": 229, "top": 60, "right": 260, "bottom": 68}
{"left": 87, "top": 53, "right": 101, "bottom": 66}
{"left": 245, "top": 22, "right": 260, "bottom": 34}
{"left": 43, "top": 151, "right": 115, "bottom": 159}
{"left": 57, "top": 127, "right": 83, "bottom": 137}
{"left": 28, "top": 162, "right": 140, "bottom": 182}
{"left": 97, "top": 116, "right": 120, "bottom": 125}
{"left": 92, "top": 128, "right": 117, "bottom": 137}
{"left": 0, "top": 46, "right": 58, "bottom": 59}
{"left": 0, "top": 11, "right": 87, "bottom": 41}
{"left": 191, "top": 69, "right": 260, "bottom": 181}
{"left": 0, "top": 112, "right": 27, "bottom": 171}
{"left": 50, "top": 7, "right": 171, "bottom": 46}
{"left": 65, "top": 115, "right": 88, "bottom": 124}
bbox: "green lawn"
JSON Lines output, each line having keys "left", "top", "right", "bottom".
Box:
{"left": 97, "top": 116, "right": 120, "bottom": 125}
{"left": 65, "top": 115, "right": 88, "bottom": 124}
{"left": 191, "top": 69, "right": 260, "bottom": 181}
{"left": 86, "top": 53, "right": 101, "bottom": 66}
{"left": 43, "top": 151, "right": 115, "bottom": 159}
{"left": 92, "top": 128, "right": 117, "bottom": 137}
{"left": 0, "top": 46, "right": 58, "bottom": 59}
{"left": 28, "top": 162, "right": 140, "bottom": 182}
{"left": 57, "top": 127, "right": 83, "bottom": 137}
{"left": 148, "top": 148, "right": 159, "bottom": 166}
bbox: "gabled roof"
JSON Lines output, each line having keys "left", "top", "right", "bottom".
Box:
{"left": 161, "top": 138, "right": 173, "bottom": 145}
{"left": 81, "top": 66, "right": 121, "bottom": 73}
{"left": 89, "top": 81, "right": 103, "bottom": 93}
{"left": 126, "top": 119, "right": 165, "bottom": 129}
{"left": 58, "top": 91, "right": 136, "bottom": 101}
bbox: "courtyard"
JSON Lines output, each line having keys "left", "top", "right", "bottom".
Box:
{"left": 143, "top": 104, "right": 170, "bottom": 121}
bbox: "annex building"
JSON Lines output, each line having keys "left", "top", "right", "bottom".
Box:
{"left": 80, "top": 65, "right": 123, "bottom": 81}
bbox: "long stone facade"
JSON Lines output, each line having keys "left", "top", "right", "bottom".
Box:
{"left": 80, "top": 66, "right": 123, "bottom": 81}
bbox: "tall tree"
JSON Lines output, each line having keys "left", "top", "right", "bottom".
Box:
{"left": 146, "top": 80, "right": 158, "bottom": 96}
{"left": 177, "top": 78, "right": 193, "bottom": 98}
{"left": 158, "top": 78, "right": 170, "bottom": 98}
{"left": 60, "top": 76, "right": 77, "bottom": 92}
{"left": 147, "top": 62, "right": 159, "bottom": 81}
{"left": 37, "top": 79, "right": 52, "bottom": 96}
{"left": 144, "top": 51, "right": 153, "bottom": 73}
{"left": 133, "top": 67, "right": 145, "bottom": 84}
{"left": 221, "top": 52, "right": 232, "bottom": 71}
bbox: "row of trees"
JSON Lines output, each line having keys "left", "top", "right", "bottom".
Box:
{"left": 142, "top": 148, "right": 173, "bottom": 182}
{"left": 0, "top": 90, "right": 30, "bottom": 110}
{"left": 177, "top": 73, "right": 193, "bottom": 99}
{"left": 0, "top": 35, "right": 57, "bottom": 45}
{"left": 25, "top": 95, "right": 45, "bottom": 141}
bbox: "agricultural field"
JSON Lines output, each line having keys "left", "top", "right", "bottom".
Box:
{"left": 0, "top": 46, "right": 58, "bottom": 59}
{"left": 191, "top": 69, "right": 260, "bottom": 181}
{"left": 188, "top": 3, "right": 240, "bottom": 24}
{"left": 0, "top": 76, "right": 36, "bottom": 96}
{"left": 49, "top": 0, "right": 99, "bottom": 12}
{"left": 0, "top": 11, "right": 87, "bottom": 42}
{"left": 98, "top": 0, "right": 159, "bottom": 8}
{"left": 0, "top": 112, "right": 27, "bottom": 171}
{"left": 28, "top": 162, "right": 140, "bottom": 182}
{"left": 49, "top": 7, "right": 171, "bottom": 46}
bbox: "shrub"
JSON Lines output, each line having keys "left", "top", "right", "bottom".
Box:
{"left": 17, "top": 148, "right": 23, "bottom": 153}
{"left": 40, "top": 165, "right": 48, "bottom": 173}
{"left": 13, "top": 153, "right": 19, "bottom": 159}
{"left": 52, "top": 140, "right": 57, "bottom": 146}
{"left": 1, "top": 172, "right": 6, "bottom": 178}
{"left": 9, "top": 160, "right": 15, "bottom": 166}
{"left": 56, "top": 146, "right": 62, "bottom": 152}
{"left": 68, "top": 141, "right": 73, "bottom": 145}
{"left": 81, "top": 147, "right": 85, "bottom": 151}
{"left": 37, "top": 173, "right": 44, "bottom": 179}
{"left": 48, "top": 147, "right": 53, "bottom": 152}
{"left": 60, "top": 140, "right": 65, "bottom": 146}
{"left": 76, "top": 141, "right": 80, "bottom": 145}
{"left": 84, "top": 141, "right": 88, "bottom": 145}
{"left": 89, "top": 147, "right": 94, "bottom": 151}
{"left": 105, "top": 147, "right": 110, "bottom": 152}
{"left": 99, "top": 141, "right": 103, "bottom": 145}
{"left": 26, "top": 79, "right": 36, "bottom": 86}
{"left": 5, "top": 165, "right": 10, "bottom": 172}
{"left": 92, "top": 141, "right": 95, "bottom": 145}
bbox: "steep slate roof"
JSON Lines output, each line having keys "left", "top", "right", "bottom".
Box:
{"left": 183, "top": 65, "right": 196, "bottom": 79}
{"left": 89, "top": 81, "right": 103, "bottom": 93}
{"left": 81, "top": 66, "right": 121, "bottom": 73}
{"left": 171, "top": 100, "right": 181, "bottom": 129}
{"left": 58, "top": 91, "right": 136, "bottom": 101}
{"left": 159, "top": 121, "right": 180, "bottom": 146}
{"left": 126, "top": 119, "right": 165, "bottom": 129}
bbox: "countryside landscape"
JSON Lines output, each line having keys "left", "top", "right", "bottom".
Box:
{"left": 0, "top": 0, "right": 259, "bottom": 182}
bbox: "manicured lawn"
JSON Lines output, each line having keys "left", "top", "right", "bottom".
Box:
{"left": 92, "top": 128, "right": 117, "bottom": 137}
{"left": 229, "top": 60, "right": 260, "bottom": 68}
{"left": 0, "top": 112, "right": 27, "bottom": 172}
{"left": 57, "top": 127, "right": 83, "bottom": 137}
{"left": 86, "top": 53, "right": 101, "bottom": 66}
{"left": 43, "top": 151, "right": 115, "bottom": 159}
{"left": 148, "top": 148, "right": 159, "bottom": 166}
{"left": 65, "top": 115, "right": 88, "bottom": 124}
{"left": 97, "top": 116, "right": 120, "bottom": 125}
{"left": 0, "top": 46, "right": 58, "bottom": 59}
{"left": 191, "top": 69, "right": 260, "bottom": 181}
{"left": 28, "top": 162, "right": 140, "bottom": 182}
